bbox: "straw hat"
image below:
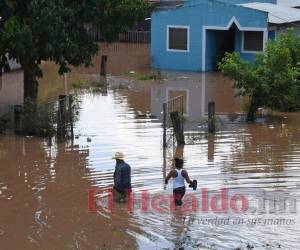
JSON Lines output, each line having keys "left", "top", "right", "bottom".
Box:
{"left": 112, "top": 152, "right": 125, "bottom": 160}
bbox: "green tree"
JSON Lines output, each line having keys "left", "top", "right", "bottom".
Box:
{"left": 219, "top": 30, "right": 300, "bottom": 121}
{"left": 0, "top": 0, "right": 152, "bottom": 100}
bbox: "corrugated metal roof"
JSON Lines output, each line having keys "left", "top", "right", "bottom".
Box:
{"left": 239, "top": 2, "right": 300, "bottom": 24}
{"left": 277, "top": 0, "right": 300, "bottom": 7}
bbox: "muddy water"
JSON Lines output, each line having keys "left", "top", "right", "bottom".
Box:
{"left": 0, "top": 43, "right": 300, "bottom": 250}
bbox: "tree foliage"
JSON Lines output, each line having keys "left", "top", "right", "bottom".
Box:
{"left": 0, "top": 0, "right": 152, "bottom": 99}
{"left": 219, "top": 29, "right": 300, "bottom": 121}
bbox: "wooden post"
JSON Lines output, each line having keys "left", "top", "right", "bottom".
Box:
{"left": 58, "top": 95, "right": 67, "bottom": 141}
{"left": 163, "top": 147, "right": 167, "bottom": 189}
{"left": 68, "top": 95, "right": 74, "bottom": 140}
{"left": 14, "top": 105, "right": 22, "bottom": 134}
{"left": 208, "top": 102, "right": 215, "bottom": 134}
{"left": 208, "top": 134, "right": 215, "bottom": 162}
{"left": 170, "top": 111, "right": 185, "bottom": 146}
{"left": 100, "top": 55, "right": 108, "bottom": 76}
{"left": 163, "top": 102, "right": 167, "bottom": 148}
{"left": 64, "top": 73, "right": 68, "bottom": 96}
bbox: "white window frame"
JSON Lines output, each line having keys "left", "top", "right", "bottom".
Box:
{"left": 166, "top": 25, "right": 190, "bottom": 53}
{"left": 241, "top": 31, "right": 265, "bottom": 53}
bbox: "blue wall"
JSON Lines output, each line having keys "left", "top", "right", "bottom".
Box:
{"left": 151, "top": 1, "right": 268, "bottom": 72}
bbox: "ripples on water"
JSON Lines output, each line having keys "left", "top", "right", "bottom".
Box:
{"left": 0, "top": 43, "right": 300, "bottom": 249}
{"left": 75, "top": 85, "right": 300, "bottom": 250}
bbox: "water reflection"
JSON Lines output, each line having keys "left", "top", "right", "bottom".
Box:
{"left": 72, "top": 79, "right": 300, "bottom": 249}
{"left": 150, "top": 72, "right": 240, "bottom": 131}
{"left": 0, "top": 136, "right": 139, "bottom": 249}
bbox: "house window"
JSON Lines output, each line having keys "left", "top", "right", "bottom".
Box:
{"left": 243, "top": 31, "right": 264, "bottom": 52}
{"left": 168, "top": 26, "right": 189, "bottom": 52}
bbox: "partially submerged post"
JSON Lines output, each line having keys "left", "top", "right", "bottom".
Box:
{"left": 57, "top": 95, "right": 67, "bottom": 141}
{"left": 170, "top": 111, "right": 185, "bottom": 146}
{"left": 64, "top": 73, "right": 68, "bottom": 96}
{"left": 163, "top": 147, "right": 167, "bottom": 185}
{"left": 163, "top": 102, "right": 167, "bottom": 148}
{"left": 208, "top": 102, "right": 215, "bottom": 134}
{"left": 14, "top": 105, "right": 22, "bottom": 134}
{"left": 100, "top": 55, "right": 108, "bottom": 77}
{"left": 207, "top": 134, "right": 215, "bottom": 161}
{"left": 68, "top": 95, "right": 74, "bottom": 140}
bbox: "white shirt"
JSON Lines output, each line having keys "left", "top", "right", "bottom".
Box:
{"left": 173, "top": 169, "right": 185, "bottom": 189}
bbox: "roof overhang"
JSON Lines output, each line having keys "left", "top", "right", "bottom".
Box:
{"left": 277, "top": 0, "right": 300, "bottom": 8}
{"left": 239, "top": 2, "right": 300, "bottom": 24}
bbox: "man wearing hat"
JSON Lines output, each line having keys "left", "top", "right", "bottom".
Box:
{"left": 112, "top": 152, "right": 132, "bottom": 202}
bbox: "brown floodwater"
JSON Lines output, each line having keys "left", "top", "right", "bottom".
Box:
{"left": 0, "top": 43, "right": 300, "bottom": 250}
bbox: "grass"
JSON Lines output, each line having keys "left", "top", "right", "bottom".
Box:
{"left": 72, "top": 79, "right": 107, "bottom": 89}
{"left": 124, "top": 70, "right": 165, "bottom": 83}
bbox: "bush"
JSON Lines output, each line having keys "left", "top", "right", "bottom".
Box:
{"left": 0, "top": 113, "right": 10, "bottom": 134}
{"left": 219, "top": 29, "right": 300, "bottom": 121}
{"left": 22, "top": 98, "right": 57, "bottom": 137}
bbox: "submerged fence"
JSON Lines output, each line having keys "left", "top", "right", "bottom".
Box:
{"left": 167, "top": 95, "right": 185, "bottom": 114}
{"left": 163, "top": 98, "right": 216, "bottom": 148}
{"left": 163, "top": 95, "right": 186, "bottom": 148}
{"left": 13, "top": 95, "right": 76, "bottom": 141}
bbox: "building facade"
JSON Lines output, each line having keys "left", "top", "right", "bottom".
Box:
{"left": 151, "top": 0, "right": 300, "bottom": 72}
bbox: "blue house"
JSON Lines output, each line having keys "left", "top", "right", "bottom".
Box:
{"left": 151, "top": 0, "right": 300, "bottom": 72}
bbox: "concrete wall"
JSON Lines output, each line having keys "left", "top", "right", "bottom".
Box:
{"left": 151, "top": 1, "right": 268, "bottom": 72}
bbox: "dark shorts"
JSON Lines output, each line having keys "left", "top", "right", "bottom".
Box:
{"left": 173, "top": 186, "right": 186, "bottom": 206}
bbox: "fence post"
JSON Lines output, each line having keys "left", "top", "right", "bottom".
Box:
{"left": 58, "top": 95, "right": 67, "bottom": 141}
{"left": 100, "top": 55, "right": 108, "bottom": 77}
{"left": 68, "top": 95, "right": 74, "bottom": 140}
{"left": 163, "top": 147, "right": 167, "bottom": 188}
{"left": 163, "top": 102, "right": 167, "bottom": 148}
{"left": 170, "top": 111, "right": 185, "bottom": 146}
{"left": 14, "top": 105, "right": 22, "bottom": 134}
{"left": 208, "top": 102, "right": 215, "bottom": 134}
{"left": 208, "top": 134, "right": 215, "bottom": 161}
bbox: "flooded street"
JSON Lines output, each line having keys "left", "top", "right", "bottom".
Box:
{"left": 0, "top": 43, "right": 300, "bottom": 249}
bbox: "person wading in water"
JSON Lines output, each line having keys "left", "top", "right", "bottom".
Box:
{"left": 165, "top": 158, "right": 196, "bottom": 206}
{"left": 112, "top": 152, "right": 132, "bottom": 203}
